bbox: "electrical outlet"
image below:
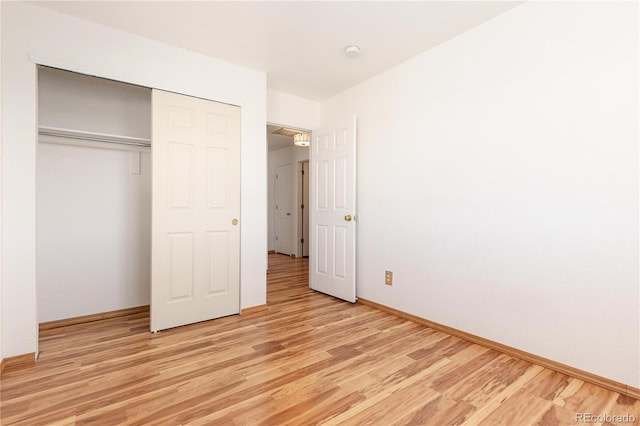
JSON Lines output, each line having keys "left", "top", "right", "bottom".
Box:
{"left": 385, "top": 270, "right": 393, "bottom": 286}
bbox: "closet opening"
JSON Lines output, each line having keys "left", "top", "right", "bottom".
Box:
{"left": 36, "top": 66, "right": 152, "bottom": 332}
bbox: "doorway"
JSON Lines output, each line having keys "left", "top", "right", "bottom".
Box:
{"left": 37, "top": 67, "right": 152, "bottom": 325}
{"left": 275, "top": 163, "right": 293, "bottom": 255}
{"left": 267, "top": 124, "right": 310, "bottom": 258}
{"left": 298, "top": 160, "right": 310, "bottom": 257}
{"left": 267, "top": 117, "right": 357, "bottom": 303}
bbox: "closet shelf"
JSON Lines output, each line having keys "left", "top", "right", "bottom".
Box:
{"left": 38, "top": 126, "right": 151, "bottom": 147}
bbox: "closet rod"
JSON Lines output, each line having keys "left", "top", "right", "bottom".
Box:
{"left": 39, "top": 128, "right": 151, "bottom": 148}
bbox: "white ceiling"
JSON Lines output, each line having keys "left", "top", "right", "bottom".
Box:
{"left": 30, "top": 1, "right": 522, "bottom": 150}
{"left": 31, "top": 1, "right": 522, "bottom": 103}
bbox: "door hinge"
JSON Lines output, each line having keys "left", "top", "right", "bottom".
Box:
{"left": 275, "top": 236, "right": 278, "bottom": 241}
{"left": 300, "top": 204, "right": 304, "bottom": 210}
{"left": 300, "top": 238, "right": 305, "bottom": 243}
{"left": 301, "top": 169, "right": 305, "bottom": 175}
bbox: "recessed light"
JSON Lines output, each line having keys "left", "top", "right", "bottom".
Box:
{"left": 344, "top": 45, "right": 360, "bottom": 58}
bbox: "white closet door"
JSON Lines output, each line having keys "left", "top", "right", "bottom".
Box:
{"left": 151, "top": 90, "right": 240, "bottom": 332}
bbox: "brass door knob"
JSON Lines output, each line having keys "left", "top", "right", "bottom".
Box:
{"left": 232, "top": 218, "right": 239, "bottom": 225}
{"left": 344, "top": 215, "right": 352, "bottom": 222}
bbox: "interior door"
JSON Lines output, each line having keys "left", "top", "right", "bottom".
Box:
{"left": 151, "top": 89, "right": 240, "bottom": 332}
{"left": 310, "top": 117, "right": 356, "bottom": 302}
{"left": 275, "top": 163, "right": 292, "bottom": 255}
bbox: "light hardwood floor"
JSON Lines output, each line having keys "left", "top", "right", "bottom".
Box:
{"left": 1, "top": 254, "right": 638, "bottom": 425}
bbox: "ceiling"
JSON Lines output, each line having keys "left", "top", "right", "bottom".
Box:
{"left": 30, "top": 1, "right": 521, "bottom": 151}
{"left": 31, "top": 1, "right": 522, "bottom": 103}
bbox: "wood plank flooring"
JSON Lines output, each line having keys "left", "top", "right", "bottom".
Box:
{"left": 1, "top": 254, "right": 638, "bottom": 425}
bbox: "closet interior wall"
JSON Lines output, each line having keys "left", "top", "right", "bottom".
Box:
{"left": 37, "top": 67, "right": 152, "bottom": 323}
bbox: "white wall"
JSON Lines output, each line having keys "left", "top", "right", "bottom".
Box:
{"left": 0, "top": 0, "right": 4, "bottom": 364}
{"left": 38, "top": 67, "right": 151, "bottom": 138}
{"left": 267, "top": 89, "right": 320, "bottom": 131}
{"left": 322, "top": 1, "right": 639, "bottom": 387}
{"left": 2, "top": 1, "right": 267, "bottom": 358}
{"left": 37, "top": 144, "right": 151, "bottom": 322}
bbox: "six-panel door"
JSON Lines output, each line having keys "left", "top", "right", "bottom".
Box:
{"left": 151, "top": 90, "right": 240, "bottom": 332}
{"left": 310, "top": 117, "right": 357, "bottom": 303}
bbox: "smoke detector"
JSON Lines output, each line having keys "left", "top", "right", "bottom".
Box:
{"left": 344, "top": 45, "right": 360, "bottom": 58}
